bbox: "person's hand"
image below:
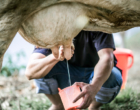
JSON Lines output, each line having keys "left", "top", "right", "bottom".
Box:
{"left": 51, "top": 42, "right": 75, "bottom": 60}
{"left": 51, "top": 43, "right": 75, "bottom": 60}
{"left": 35, "top": 46, "right": 39, "bottom": 48}
{"left": 73, "top": 82, "right": 97, "bottom": 109}
{"left": 55, "top": 45, "right": 74, "bottom": 61}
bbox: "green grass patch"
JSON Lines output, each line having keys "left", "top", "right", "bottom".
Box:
{"left": 10, "top": 97, "right": 51, "bottom": 110}
{"left": 2, "top": 95, "right": 51, "bottom": 110}
{"left": 2, "top": 88, "right": 140, "bottom": 110}
{"left": 101, "top": 88, "right": 140, "bottom": 110}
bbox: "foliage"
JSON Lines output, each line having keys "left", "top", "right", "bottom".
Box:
{"left": 0, "top": 50, "right": 26, "bottom": 77}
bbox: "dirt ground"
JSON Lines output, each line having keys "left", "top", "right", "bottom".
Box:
{"left": 0, "top": 49, "right": 140, "bottom": 109}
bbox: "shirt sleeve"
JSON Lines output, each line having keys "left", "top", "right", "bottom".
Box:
{"left": 93, "top": 32, "right": 115, "bottom": 51}
{"left": 33, "top": 47, "right": 52, "bottom": 56}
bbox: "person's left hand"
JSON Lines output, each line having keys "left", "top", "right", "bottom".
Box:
{"left": 73, "top": 82, "right": 97, "bottom": 109}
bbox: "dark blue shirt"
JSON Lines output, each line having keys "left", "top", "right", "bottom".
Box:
{"left": 33, "top": 31, "right": 117, "bottom": 67}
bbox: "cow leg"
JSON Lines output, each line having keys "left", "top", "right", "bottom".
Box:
{"left": 0, "top": 58, "right": 3, "bottom": 71}
{"left": 0, "top": 0, "right": 42, "bottom": 70}
{"left": 0, "top": 13, "right": 23, "bottom": 71}
{"left": 0, "top": 22, "right": 20, "bottom": 70}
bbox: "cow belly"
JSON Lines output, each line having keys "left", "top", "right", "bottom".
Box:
{"left": 19, "top": 3, "right": 89, "bottom": 48}
{"left": 19, "top": 1, "right": 140, "bottom": 49}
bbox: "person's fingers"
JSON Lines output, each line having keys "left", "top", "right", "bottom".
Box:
{"left": 58, "top": 46, "right": 64, "bottom": 61}
{"left": 73, "top": 82, "right": 86, "bottom": 87}
{"left": 76, "top": 94, "right": 89, "bottom": 109}
{"left": 71, "top": 46, "right": 75, "bottom": 51}
{"left": 86, "top": 98, "right": 92, "bottom": 108}
{"left": 71, "top": 44, "right": 75, "bottom": 55}
{"left": 51, "top": 46, "right": 59, "bottom": 58}
{"left": 60, "top": 57, "right": 64, "bottom": 61}
{"left": 59, "top": 46, "right": 64, "bottom": 56}
{"left": 36, "top": 46, "right": 39, "bottom": 48}
{"left": 59, "top": 54, "right": 64, "bottom": 61}
{"left": 60, "top": 45, "right": 64, "bottom": 49}
{"left": 80, "top": 94, "right": 92, "bottom": 109}
{"left": 72, "top": 49, "right": 74, "bottom": 54}
{"left": 71, "top": 47, "right": 74, "bottom": 58}
{"left": 84, "top": 99, "right": 91, "bottom": 109}
{"left": 73, "top": 91, "right": 85, "bottom": 103}
{"left": 71, "top": 43, "right": 75, "bottom": 50}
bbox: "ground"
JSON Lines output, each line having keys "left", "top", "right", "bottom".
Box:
{"left": 127, "top": 50, "right": 140, "bottom": 92}
{"left": 0, "top": 49, "right": 140, "bottom": 110}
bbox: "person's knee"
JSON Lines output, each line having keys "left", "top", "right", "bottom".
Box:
{"left": 102, "top": 67, "right": 123, "bottom": 88}
{"left": 34, "top": 78, "right": 58, "bottom": 94}
{"left": 95, "top": 67, "right": 123, "bottom": 104}
{"left": 95, "top": 85, "right": 120, "bottom": 104}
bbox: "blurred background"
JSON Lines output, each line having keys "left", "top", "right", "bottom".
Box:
{"left": 0, "top": 27, "right": 140, "bottom": 110}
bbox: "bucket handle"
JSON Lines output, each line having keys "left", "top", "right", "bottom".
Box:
{"left": 127, "top": 53, "right": 134, "bottom": 69}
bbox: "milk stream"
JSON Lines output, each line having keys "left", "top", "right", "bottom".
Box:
{"left": 66, "top": 60, "right": 71, "bottom": 86}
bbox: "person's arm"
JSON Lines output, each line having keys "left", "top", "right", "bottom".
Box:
{"left": 25, "top": 53, "right": 59, "bottom": 80}
{"left": 90, "top": 48, "right": 114, "bottom": 93}
{"left": 25, "top": 46, "right": 66, "bottom": 80}
{"left": 73, "top": 48, "right": 114, "bottom": 109}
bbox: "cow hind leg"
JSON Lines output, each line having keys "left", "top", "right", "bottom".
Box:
{"left": 0, "top": 18, "right": 21, "bottom": 71}
{"left": 0, "top": 20, "right": 19, "bottom": 70}
{"left": 0, "top": 58, "right": 3, "bottom": 72}
{"left": 0, "top": 35, "right": 17, "bottom": 71}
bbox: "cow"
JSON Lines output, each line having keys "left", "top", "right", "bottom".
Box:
{"left": 0, "top": 0, "right": 140, "bottom": 70}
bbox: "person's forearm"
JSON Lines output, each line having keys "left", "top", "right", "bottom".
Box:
{"left": 25, "top": 54, "right": 59, "bottom": 80}
{"left": 90, "top": 58, "right": 114, "bottom": 93}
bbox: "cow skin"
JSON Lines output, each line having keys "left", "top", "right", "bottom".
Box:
{"left": 0, "top": 0, "right": 140, "bottom": 69}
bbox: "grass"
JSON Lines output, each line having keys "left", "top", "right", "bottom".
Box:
{"left": 2, "top": 94, "right": 51, "bottom": 110}
{"left": 2, "top": 88, "right": 140, "bottom": 110}
{"left": 101, "top": 88, "right": 140, "bottom": 110}
{"left": 11, "top": 97, "right": 50, "bottom": 110}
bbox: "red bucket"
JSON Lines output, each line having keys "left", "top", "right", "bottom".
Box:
{"left": 58, "top": 85, "right": 82, "bottom": 110}
{"left": 114, "top": 48, "right": 134, "bottom": 89}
